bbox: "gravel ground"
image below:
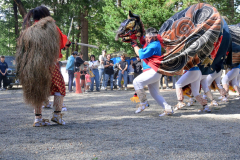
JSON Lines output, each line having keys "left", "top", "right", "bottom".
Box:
{"left": 0, "top": 86, "right": 240, "bottom": 160}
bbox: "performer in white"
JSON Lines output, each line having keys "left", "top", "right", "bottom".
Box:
{"left": 186, "top": 74, "right": 216, "bottom": 107}
{"left": 238, "top": 71, "right": 240, "bottom": 86}
{"left": 175, "top": 67, "right": 211, "bottom": 113}
{"left": 131, "top": 27, "right": 173, "bottom": 116}
{"left": 201, "top": 74, "right": 219, "bottom": 106}
{"left": 222, "top": 65, "right": 240, "bottom": 99}
{"left": 207, "top": 70, "right": 228, "bottom": 101}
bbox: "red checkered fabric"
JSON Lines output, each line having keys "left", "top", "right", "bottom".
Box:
{"left": 51, "top": 64, "right": 66, "bottom": 96}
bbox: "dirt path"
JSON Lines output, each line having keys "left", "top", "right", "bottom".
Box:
{"left": 0, "top": 88, "right": 239, "bottom": 160}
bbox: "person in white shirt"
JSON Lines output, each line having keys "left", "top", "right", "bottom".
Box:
{"left": 89, "top": 55, "right": 100, "bottom": 91}
{"left": 98, "top": 50, "right": 107, "bottom": 90}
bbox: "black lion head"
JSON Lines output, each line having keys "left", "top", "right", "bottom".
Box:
{"left": 115, "top": 11, "right": 144, "bottom": 42}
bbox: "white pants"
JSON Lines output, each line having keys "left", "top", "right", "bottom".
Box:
{"left": 207, "top": 70, "right": 223, "bottom": 89}
{"left": 133, "top": 69, "right": 166, "bottom": 108}
{"left": 201, "top": 75, "right": 209, "bottom": 93}
{"left": 176, "top": 70, "right": 201, "bottom": 97}
{"left": 222, "top": 68, "right": 240, "bottom": 87}
{"left": 238, "top": 73, "right": 240, "bottom": 86}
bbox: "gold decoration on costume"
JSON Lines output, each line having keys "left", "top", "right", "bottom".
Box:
{"left": 135, "top": 25, "right": 140, "bottom": 30}
{"left": 126, "top": 21, "right": 135, "bottom": 29}
{"left": 201, "top": 57, "right": 213, "bottom": 67}
{"left": 183, "top": 85, "right": 192, "bottom": 98}
{"left": 130, "top": 96, "right": 140, "bottom": 103}
{"left": 229, "top": 85, "right": 236, "bottom": 93}
{"left": 136, "top": 32, "right": 141, "bottom": 37}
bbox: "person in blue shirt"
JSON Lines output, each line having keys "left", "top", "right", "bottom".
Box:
{"left": 66, "top": 51, "right": 78, "bottom": 92}
{"left": 130, "top": 27, "right": 173, "bottom": 116}
{"left": 0, "top": 56, "right": 8, "bottom": 91}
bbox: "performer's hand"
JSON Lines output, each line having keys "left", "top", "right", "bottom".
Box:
{"left": 64, "top": 40, "right": 71, "bottom": 49}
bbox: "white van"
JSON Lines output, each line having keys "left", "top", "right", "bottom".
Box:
{"left": 60, "top": 60, "right": 68, "bottom": 85}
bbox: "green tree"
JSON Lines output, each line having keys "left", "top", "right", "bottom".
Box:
{"left": 204, "top": 0, "right": 240, "bottom": 24}
{"left": 1, "top": 0, "right": 240, "bottom": 57}
{"left": 0, "top": 0, "right": 19, "bottom": 55}
{"left": 102, "top": 0, "right": 179, "bottom": 55}
{"left": 175, "top": 0, "right": 240, "bottom": 24}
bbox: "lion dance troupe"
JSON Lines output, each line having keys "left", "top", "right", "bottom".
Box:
{"left": 16, "top": 4, "right": 240, "bottom": 127}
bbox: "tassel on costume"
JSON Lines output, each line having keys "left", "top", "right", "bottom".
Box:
{"left": 210, "top": 80, "right": 219, "bottom": 91}
{"left": 182, "top": 85, "right": 192, "bottom": 98}
{"left": 229, "top": 81, "right": 236, "bottom": 93}
{"left": 234, "top": 86, "right": 240, "bottom": 95}
{"left": 130, "top": 93, "right": 140, "bottom": 103}
{"left": 229, "top": 85, "right": 236, "bottom": 93}
{"left": 183, "top": 84, "right": 201, "bottom": 98}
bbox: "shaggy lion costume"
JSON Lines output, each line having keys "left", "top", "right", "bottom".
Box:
{"left": 16, "top": 16, "right": 60, "bottom": 107}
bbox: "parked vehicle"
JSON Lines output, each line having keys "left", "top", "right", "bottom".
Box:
{"left": 4, "top": 56, "right": 20, "bottom": 88}
{"left": 60, "top": 60, "right": 68, "bottom": 85}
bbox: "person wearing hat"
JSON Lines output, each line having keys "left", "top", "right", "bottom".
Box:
{"left": 130, "top": 27, "right": 173, "bottom": 116}
{"left": 66, "top": 51, "right": 78, "bottom": 92}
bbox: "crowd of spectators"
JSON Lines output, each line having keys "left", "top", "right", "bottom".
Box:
{"left": 0, "top": 50, "right": 179, "bottom": 93}
{"left": 65, "top": 50, "right": 178, "bottom": 93}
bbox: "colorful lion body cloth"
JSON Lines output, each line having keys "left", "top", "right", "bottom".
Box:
{"left": 158, "top": 3, "right": 222, "bottom": 75}
{"left": 116, "top": 3, "right": 222, "bottom": 76}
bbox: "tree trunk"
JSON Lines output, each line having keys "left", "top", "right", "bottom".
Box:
{"left": 80, "top": 11, "right": 88, "bottom": 61}
{"left": 71, "top": 33, "right": 75, "bottom": 53}
{"left": 229, "top": 0, "right": 235, "bottom": 22}
{"left": 66, "top": 49, "right": 69, "bottom": 60}
{"left": 117, "top": 0, "right": 121, "bottom": 7}
{"left": 14, "top": 0, "right": 27, "bottom": 18}
{"left": 75, "top": 23, "right": 81, "bottom": 52}
{"left": 13, "top": 1, "right": 18, "bottom": 37}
